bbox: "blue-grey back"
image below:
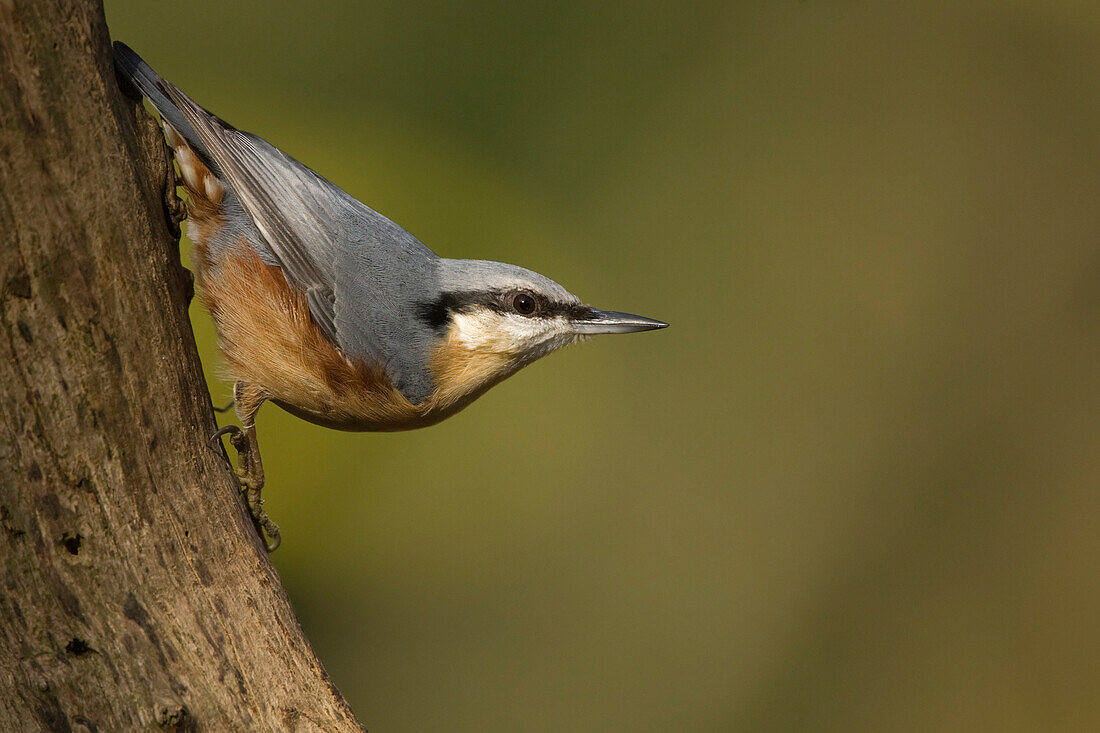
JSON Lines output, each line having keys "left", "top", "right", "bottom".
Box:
{"left": 115, "top": 43, "right": 445, "bottom": 403}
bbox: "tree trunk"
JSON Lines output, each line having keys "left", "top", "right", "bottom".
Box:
{"left": 0, "top": 1, "right": 364, "bottom": 730}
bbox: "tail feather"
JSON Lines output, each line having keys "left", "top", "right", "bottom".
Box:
{"left": 114, "top": 42, "right": 225, "bottom": 210}
{"left": 113, "top": 42, "right": 210, "bottom": 162}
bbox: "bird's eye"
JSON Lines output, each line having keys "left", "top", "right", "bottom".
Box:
{"left": 510, "top": 291, "right": 538, "bottom": 315}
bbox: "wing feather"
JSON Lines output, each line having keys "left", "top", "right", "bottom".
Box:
{"left": 155, "top": 82, "right": 439, "bottom": 399}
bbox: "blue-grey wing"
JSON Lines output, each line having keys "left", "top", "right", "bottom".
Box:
{"left": 157, "top": 83, "right": 440, "bottom": 400}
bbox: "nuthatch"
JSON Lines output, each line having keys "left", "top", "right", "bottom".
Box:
{"left": 114, "top": 43, "right": 667, "bottom": 550}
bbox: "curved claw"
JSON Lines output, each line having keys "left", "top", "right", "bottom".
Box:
{"left": 209, "top": 424, "right": 243, "bottom": 450}
{"left": 259, "top": 518, "right": 281, "bottom": 552}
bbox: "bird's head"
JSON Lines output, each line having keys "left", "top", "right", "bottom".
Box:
{"left": 419, "top": 259, "right": 666, "bottom": 403}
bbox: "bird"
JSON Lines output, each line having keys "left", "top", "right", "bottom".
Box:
{"left": 113, "top": 42, "right": 667, "bottom": 551}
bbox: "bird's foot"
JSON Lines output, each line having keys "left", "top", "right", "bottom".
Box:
{"left": 209, "top": 425, "right": 281, "bottom": 552}
{"left": 241, "top": 479, "right": 281, "bottom": 553}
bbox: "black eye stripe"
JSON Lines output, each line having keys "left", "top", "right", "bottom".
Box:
{"left": 416, "top": 299, "right": 451, "bottom": 331}
{"left": 418, "top": 290, "right": 585, "bottom": 331}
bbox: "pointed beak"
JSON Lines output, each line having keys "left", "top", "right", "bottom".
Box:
{"left": 570, "top": 309, "right": 669, "bottom": 335}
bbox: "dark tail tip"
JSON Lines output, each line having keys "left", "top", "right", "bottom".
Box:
{"left": 112, "top": 41, "right": 144, "bottom": 96}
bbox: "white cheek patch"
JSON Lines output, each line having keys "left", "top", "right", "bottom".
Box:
{"left": 451, "top": 311, "right": 574, "bottom": 357}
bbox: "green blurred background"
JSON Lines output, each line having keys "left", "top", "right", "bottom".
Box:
{"left": 106, "top": 1, "right": 1100, "bottom": 730}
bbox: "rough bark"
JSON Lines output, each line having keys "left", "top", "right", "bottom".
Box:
{"left": 0, "top": 1, "right": 364, "bottom": 730}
